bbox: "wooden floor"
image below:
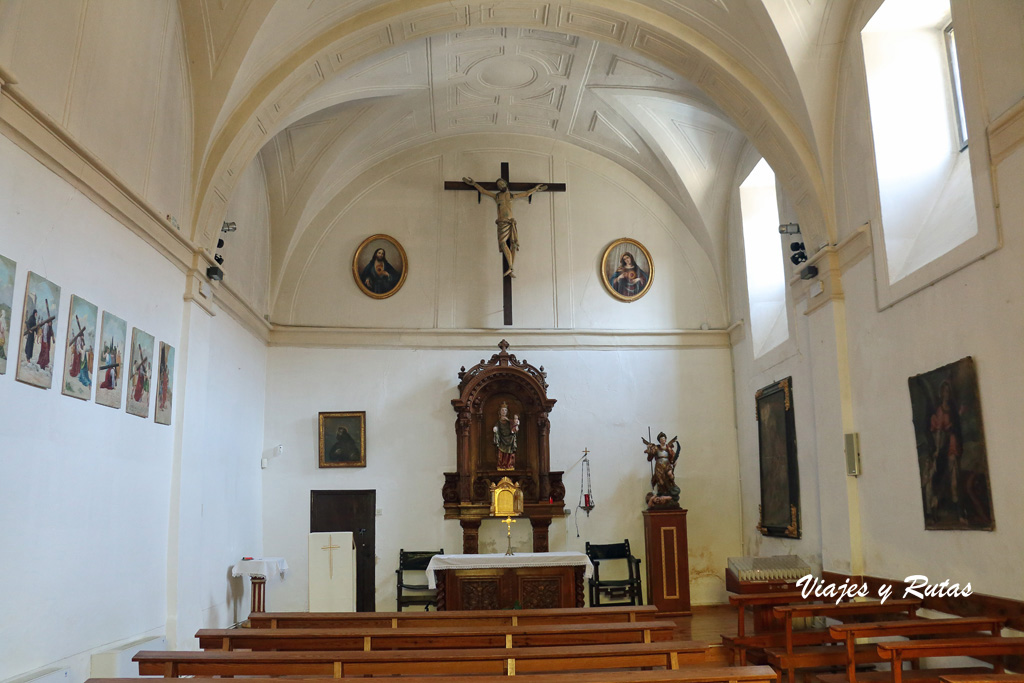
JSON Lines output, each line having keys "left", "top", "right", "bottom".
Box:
{"left": 659, "top": 604, "right": 744, "bottom": 664}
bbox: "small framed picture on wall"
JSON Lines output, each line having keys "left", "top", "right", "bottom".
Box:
{"left": 600, "top": 238, "right": 654, "bottom": 302}
{"left": 319, "top": 411, "right": 366, "bottom": 468}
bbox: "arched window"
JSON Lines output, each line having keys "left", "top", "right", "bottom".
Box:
{"left": 740, "top": 159, "right": 788, "bottom": 358}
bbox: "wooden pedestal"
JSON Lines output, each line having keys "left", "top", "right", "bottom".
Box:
{"left": 642, "top": 508, "right": 692, "bottom": 617}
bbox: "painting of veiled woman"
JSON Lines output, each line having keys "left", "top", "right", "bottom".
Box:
{"left": 601, "top": 238, "right": 654, "bottom": 302}
{"left": 16, "top": 271, "right": 61, "bottom": 389}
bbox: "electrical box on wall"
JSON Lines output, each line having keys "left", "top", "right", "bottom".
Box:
{"left": 844, "top": 432, "right": 861, "bottom": 476}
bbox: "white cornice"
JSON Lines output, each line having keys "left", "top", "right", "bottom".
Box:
{"left": 0, "top": 64, "right": 197, "bottom": 274}
{"left": 267, "top": 326, "right": 732, "bottom": 350}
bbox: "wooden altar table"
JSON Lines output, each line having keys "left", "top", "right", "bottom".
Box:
{"left": 426, "top": 552, "right": 593, "bottom": 610}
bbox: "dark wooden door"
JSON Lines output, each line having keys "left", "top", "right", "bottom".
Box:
{"left": 311, "top": 490, "right": 376, "bottom": 612}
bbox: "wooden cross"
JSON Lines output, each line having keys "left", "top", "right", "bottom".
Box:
{"left": 320, "top": 534, "right": 341, "bottom": 579}
{"left": 445, "top": 162, "right": 566, "bottom": 325}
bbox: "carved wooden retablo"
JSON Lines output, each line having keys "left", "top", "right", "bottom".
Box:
{"left": 445, "top": 340, "right": 565, "bottom": 553}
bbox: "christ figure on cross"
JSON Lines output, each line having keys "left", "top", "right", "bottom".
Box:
{"left": 462, "top": 176, "right": 548, "bottom": 278}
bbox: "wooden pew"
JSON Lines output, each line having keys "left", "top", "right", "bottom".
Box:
{"left": 765, "top": 599, "right": 922, "bottom": 683}
{"left": 724, "top": 592, "right": 827, "bottom": 665}
{"left": 134, "top": 640, "right": 708, "bottom": 677}
{"left": 197, "top": 620, "right": 676, "bottom": 651}
{"left": 97, "top": 667, "right": 779, "bottom": 683}
{"left": 248, "top": 604, "right": 661, "bottom": 629}
{"left": 827, "top": 617, "right": 1005, "bottom": 683}
{"left": 876, "top": 637, "right": 1024, "bottom": 683}
{"left": 941, "top": 675, "right": 1024, "bottom": 683}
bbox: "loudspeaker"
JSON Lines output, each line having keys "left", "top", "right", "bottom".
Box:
{"left": 844, "top": 432, "right": 861, "bottom": 476}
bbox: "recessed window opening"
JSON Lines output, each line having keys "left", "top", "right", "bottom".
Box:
{"left": 861, "top": 0, "right": 977, "bottom": 284}
{"left": 945, "top": 24, "right": 968, "bottom": 151}
{"left": 740, "top": 158, "right": 788, "bottom": 358}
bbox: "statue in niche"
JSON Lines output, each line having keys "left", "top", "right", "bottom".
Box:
{"left": 462, "top": 177, "right": 548, "bottom": 277}
{"left": 643, "top": 431, "right": 681, "bottom": 509}
{"left": 493, "top": 401, "right": 520, "bottom": 470}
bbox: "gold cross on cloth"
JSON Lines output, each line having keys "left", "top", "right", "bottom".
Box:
{"left": 321, "top": 535, "right": 341, "bottom": 579}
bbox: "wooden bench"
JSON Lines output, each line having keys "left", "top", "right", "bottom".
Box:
{"left": 766, "top": 600, "right": 922, "bottom": 683}
{"left": 876, "top": 637, "right": 1024, "bottom": 683}
{"left": 97, "top": 667, "right": 778, "bottom": 683}
{"left": 196, "top": 620, "right": 677, "bottom": 651}
{"left": 941, "top": 675, "right": 1024, "bottom": 683}
{"left": 724, "top": 592, "right": 836, "bottom": 666}
{"left": 828, "top": 617, "right": 1005, "bottom": 683}
{"left": 248, "top": 604, "right": 661, "bottom": 629}
{"left": 134, "top": 640, "right": 708, "bottom": 677}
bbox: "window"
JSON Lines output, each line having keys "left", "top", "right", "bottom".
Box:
{"left": 740, "top": 159, "right": 788, "bottom": 358}
{"left": 944, "top": 24, "right": 968, "bottom": 151}
{"left": 861, "top": 0, "right": 978, "bottom": 285}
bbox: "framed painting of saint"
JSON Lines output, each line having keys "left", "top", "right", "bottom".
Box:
{"left": 600, "top": 238, "right": 654, "bottom": 302}
{"left": 61, "top": 295, "right": 98, "bottom": 400}
{"left": 154, "top": 342, "right": 175, "bottom": 425}
{"left": 319, "top": 411, "right": 366, "bottom": 467}
{"left": 16, "top": 271, "right": 61, "bottom": 389}
{"left": 96, "top": 311, "right": 128, "bottom": 408}
{"left": 352, "top": 234, "right": 407, "bottom": 299}
{"left": 126, "top": 327, "right": 155, "bottom": 418}
{"left": 0, "top": 253, "right": 16, "bottom": 374}
{"left": 755, "top": 377, "right": 800, "bottom": 538}
{"left": 908, "top": 357, "right": 994, "bottom": 530}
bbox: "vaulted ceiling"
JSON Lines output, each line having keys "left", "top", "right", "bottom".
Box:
{"left": 177, "top": 0, "right": 854, "bottom": 280}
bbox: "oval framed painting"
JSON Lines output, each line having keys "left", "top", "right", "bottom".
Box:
{"left": 352, "top": 234, "right": 408, "bottom": 299}
{"left": 600, "top": 238, "right": 654, "bottom": 302}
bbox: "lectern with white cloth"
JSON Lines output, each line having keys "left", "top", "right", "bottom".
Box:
{"left": 308, "top": 532, "right": 356, "bottom": 612}
{"left": 426, "top": 551, "right": 592, "bottom": 610}
{"left": 231, "top": 557, "right": 288, "bottom": 613}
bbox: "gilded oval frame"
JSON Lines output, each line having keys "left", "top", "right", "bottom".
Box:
{"left": 352, "top": 234, "right": 408, "bottom": 299}
{"left": 600, "top": 238, "right": 654, "bottom": 302}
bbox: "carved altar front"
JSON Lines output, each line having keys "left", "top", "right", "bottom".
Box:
{"left": 444, "top": 341, "right": 564, "bottom": 553}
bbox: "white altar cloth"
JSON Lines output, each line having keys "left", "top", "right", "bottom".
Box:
{"left": 425, "top": 551, "right": 593, "bottom": 589}
{"left": 231, "top": 557, "right": 289, "bottom": 579}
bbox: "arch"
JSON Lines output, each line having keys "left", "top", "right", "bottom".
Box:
{"left": 191, "top": 0, "right": 833, "bottom": 259}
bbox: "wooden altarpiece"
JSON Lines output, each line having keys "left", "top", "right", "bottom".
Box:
{"left": 443, "top": 341, "right": 565, "bottom": 553}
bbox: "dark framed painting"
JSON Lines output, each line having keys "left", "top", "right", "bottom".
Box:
{"left": 908, "top": 357, "right": 994, "bottom": 530}
{"left": 600, "top": 238, "right": 654, "bottom": 302}
{"left": 755, "top": 377, "right": 800, "bottom": 538}
{"left": 319, "top": 411, "right": 366, "bottom": 468}
{"left": 16, "top": 271, "right": 61, "bottom": 389}
{"left": 352, "top": 234, "right": 407, "bottom": 299}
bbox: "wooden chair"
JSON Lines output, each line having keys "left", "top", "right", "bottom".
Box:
{"left": 586, "top": 540, "right": 643, "bottom": 607}
{"left": 585, "top": 540, "right": 638, "bottom": 606}
{"left": 396, "top": 548, "right": 442, "bottom": 611}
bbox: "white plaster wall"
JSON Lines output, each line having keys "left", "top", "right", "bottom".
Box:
{"left": 262, "top": 345, "right": 742, "bottom": 611}
{"left": 273, "top": 137, "right": 726, "bottom": 331}
{"left": 0, "top": 134, "right": 180, "bottom": 679}
{"left": 0, "top": 133, "right": 267, "bottom": 677}
{"left": 167, "top": 302, "right": 268, "bottom": 647}
{"left": 222, "top": 157, "right": 272, "bottom": 316}
{"left": 0, "top": 0, "right": 193, "bottom": 225}
{"left": 839, "top": 148, "right": 1024, "bottom": 596}
{"left": 726, "top": 179, "right": 825, "bottom": 569}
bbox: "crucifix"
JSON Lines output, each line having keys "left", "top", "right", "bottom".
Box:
{"left": 320, "top": 534, "right": 341, "bottom": 579}
{"left": 445, "top": 162, "right": 566, "bottom": 325}
{"left": 502, "top": 515, "right": 517, "bottom": 556}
